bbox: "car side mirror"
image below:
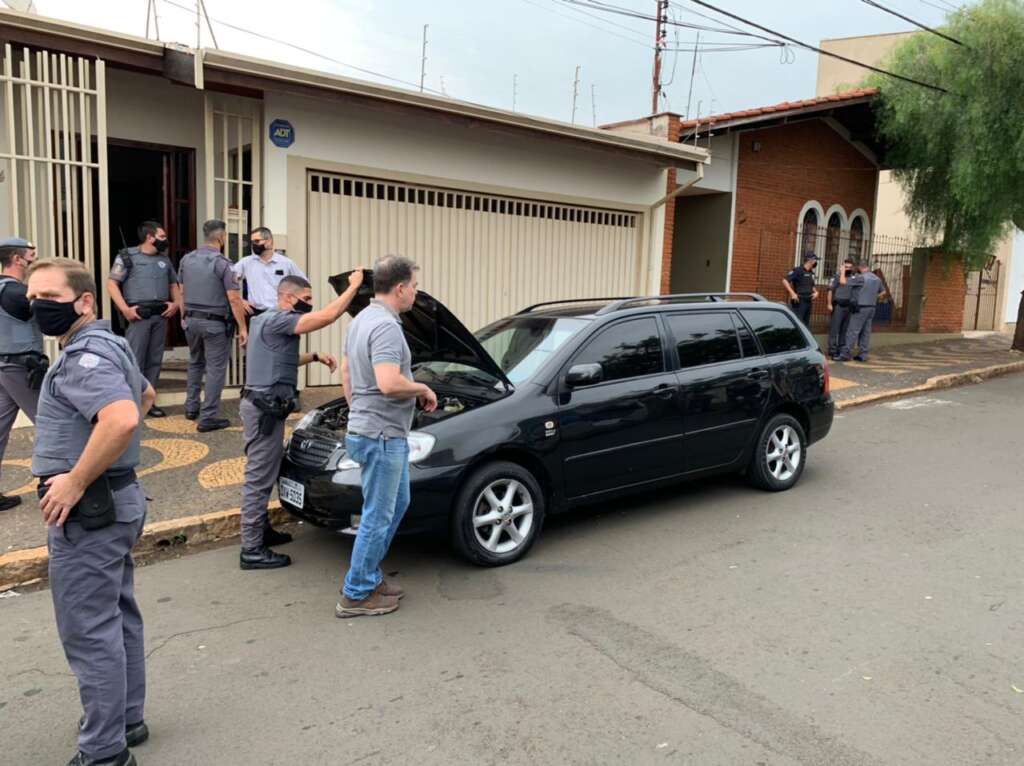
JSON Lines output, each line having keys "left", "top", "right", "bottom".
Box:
{"left": 566, "top": 363, "right": 603, "bottom": 388}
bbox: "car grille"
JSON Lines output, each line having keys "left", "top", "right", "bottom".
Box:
{"left": 288, "top": 432, "right": 340, "bottom": 469}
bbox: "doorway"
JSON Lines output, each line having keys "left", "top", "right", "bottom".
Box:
{"left": 97, "top": 140, "right": 196, "bottom": 348}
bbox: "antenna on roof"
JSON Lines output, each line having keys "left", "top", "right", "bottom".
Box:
{"left": 685, "top": 32, "right": 699, "bottom": 119}
{"left": 144, "top": 0, "right": 160, "bottom": 40}
{"left": 512, "top": 73, "right": 518, "bottom": 113}
{"left": 193, "top": 1, "right": 218, "bottom": 49}
{"left": 570, "top": 64, "right": 581, "bottom": 124}
{"left": 419, "top": 24, "right": 429, "bottom": 92}
{"left": 591, "top": 83, "right": 597, "bottom": 127}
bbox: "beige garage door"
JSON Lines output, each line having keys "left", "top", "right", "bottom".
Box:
{"left": 305, "top": 171, "right": 643, "bottom": 386}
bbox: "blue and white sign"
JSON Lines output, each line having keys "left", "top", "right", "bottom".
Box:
{"left": 269, "top": 118, "right": 295, "bottom": 148}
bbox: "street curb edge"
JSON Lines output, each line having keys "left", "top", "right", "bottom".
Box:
{"left": 0, "top": 502, "right": 290, "bottom": 592}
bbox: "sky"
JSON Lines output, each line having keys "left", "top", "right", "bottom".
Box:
{"left": 25, "top": 0, "right": 959, "bottom": 125}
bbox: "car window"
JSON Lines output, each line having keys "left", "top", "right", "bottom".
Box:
{"left": 740, "top": 309, "right": 808, "bottom": 355}
{"left": 666, "top": 312, "right": 741, "bottom": 369}
{"left": 572, "top": 317, "right": 663, "bottom": 383}
{"left": 733, "top": 313, "right": 761, "bottom": 357}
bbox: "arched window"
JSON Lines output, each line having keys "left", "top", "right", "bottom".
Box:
{"left": 847, "top": 210, "right": 870, "bottom": 264}
{"left": 796, "top": 201, "right": 824, "bottom": 262}
{"left": 825, "top": 211, "right": 843, "bottom": 267}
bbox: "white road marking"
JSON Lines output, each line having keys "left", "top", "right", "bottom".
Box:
{"left": 883, "top": 397, "right": 959, "bottom": 410}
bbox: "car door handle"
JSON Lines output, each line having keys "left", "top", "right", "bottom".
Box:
{"left": 653, "top": 384, "right": 676, "bottom": 399}
{"left": 746, "top": 369, "right": 769, "bottom": 380}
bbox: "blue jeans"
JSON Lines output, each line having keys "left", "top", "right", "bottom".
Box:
{"left": 342, "top": 434, "right": 411, "bottom": 601}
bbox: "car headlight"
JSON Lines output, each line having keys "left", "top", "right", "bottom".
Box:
{"left": 408, "top": 431, "right": 436, "bottom": 464}
{"left": 295, "top": 410, "right": 320, "bottom": 431}
{"left": 333, "top": 431, "right": 436, "bottom": 471}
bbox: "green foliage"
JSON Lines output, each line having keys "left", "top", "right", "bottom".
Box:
{"left": 872, "top": 0, "right": 1024, "bottom": 269}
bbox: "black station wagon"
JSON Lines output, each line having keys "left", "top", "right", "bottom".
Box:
{"left": 279, "top": 278, "right": 834, "bottom": 566}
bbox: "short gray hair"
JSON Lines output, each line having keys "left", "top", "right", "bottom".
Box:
{"left": 251, "top": 226, "right": 272, "bottom": 241}
{"left": 278, "top": 275, "right": 311, "bottom": 293}
{"left": 203, "top": 219, "right": 226, "bottom": 241}
{"left": 373, "top": 255, "right": 418, "bottom": 295}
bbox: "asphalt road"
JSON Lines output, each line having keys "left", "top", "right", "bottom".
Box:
{"left": 3, "top": 375, "right": 1023, "bottom": 765}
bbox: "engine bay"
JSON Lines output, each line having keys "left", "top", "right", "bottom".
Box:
{"left": 304, "top": 389, "right": 487, "bottom": 436}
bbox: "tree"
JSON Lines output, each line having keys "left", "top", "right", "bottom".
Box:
{"left": 871, "top": 0, "right": 1024, "bottom": 348}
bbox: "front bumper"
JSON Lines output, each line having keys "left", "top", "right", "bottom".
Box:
{"left": 277, "top": 453, "right": 463, "bottom": 536}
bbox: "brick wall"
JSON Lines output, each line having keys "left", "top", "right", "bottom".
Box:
{"left": 920, "top": 252, "right": 967, "bottom": 333}
{"left": 660, "top": 118, "right": 682, "bottom": 294}
{"left": 727, "top": 120, "right": 878, "bottom": 293}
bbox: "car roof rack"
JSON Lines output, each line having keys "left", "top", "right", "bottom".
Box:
{"left": 516, "top": 297, "right": 635, "bottom": 315}
{"left": 596, "top": 292, "right": 767, "bottom": 315}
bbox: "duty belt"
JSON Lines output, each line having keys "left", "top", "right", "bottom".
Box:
{"left": 185, "top": 309, "right": 229, "bottom": 322}
{"left": 0, "top": 351, "right": 45, "bottom": 365}
{"left": 131, "top": 301, "right": 169, "bottom": 319}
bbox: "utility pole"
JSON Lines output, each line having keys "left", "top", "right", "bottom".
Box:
{"left": 570, "top": 65, "right": 581, "bottom": 124}
{"left": 512, "top": 74, "right": 518, "bottom": 112}
{"left": 420, "top": 24, "right": 429, "bottom": 93}
{"left": 651, "top": 0, "right": 668, "bottom": 113}
{"left": 685, "top": 32, "right": 700, "bottom": 120}
{"left": 591, "top": 84, "right": 597, "bottom": 127}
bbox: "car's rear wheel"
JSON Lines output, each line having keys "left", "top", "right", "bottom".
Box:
{"left": 748, "top": 413, "right": 806, "bottom": 491}
{"left": 450, "top": 461, "right": 545, "bottom": 566}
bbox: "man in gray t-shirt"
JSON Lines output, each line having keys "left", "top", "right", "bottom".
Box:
{"left": 338, "top": 255, "right": 437, "bottom": 619}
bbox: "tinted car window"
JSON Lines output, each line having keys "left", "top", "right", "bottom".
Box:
{"left": 733, "top": 314, "right": 761, "bottom": 357}
{"left": 740, "top": 309, "right": 808, "bottom": 354}
{"left": 667, "top": 312, "right": 741, "bottom": 369}
{"left": 573, "top": 317, "right": 663, "bottom": 382}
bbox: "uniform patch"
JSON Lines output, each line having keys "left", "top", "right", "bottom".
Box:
{"left": 111, "top": 260, "right": 126, "bottom": 275}
{"left": 77, "top": 352, "right": 101, "bottom": 369}
{"left": 158, "top": 261, "right": 167, "bottom": 269}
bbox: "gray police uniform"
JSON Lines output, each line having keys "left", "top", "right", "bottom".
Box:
{"left": 842, "top": 271, "right": 885, "bottom": 360}
{"left": 240, "top": 309, "right": 300, "bottom": 551}
{"left": 110, "top": 246, "right": 177, "bottom": 387}
{"left": 33, "top": 321, "right": 148, "bottom": 762}
{"left": 0, "top": 275, "right": 44, "bottom": 488}
{"left": 179, "top": 244, "right": 237, "bottom": 424}
{"left": 828, "top": 274, "right": 854, "bottom": 357}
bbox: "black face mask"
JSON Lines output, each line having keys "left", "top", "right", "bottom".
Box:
{"left": 154, "top": 238, "right": 169, "bottom": 253}
{"left": 293, "top": 298, "right": 313, "bottom": 314}
{"left": 251, "top": 243, "right": 266, "bottom": 257}
{"left": 31, "top": 298, "right": 81, "bottom": 336}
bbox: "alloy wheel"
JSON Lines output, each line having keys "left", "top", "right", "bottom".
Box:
{"left": 766, "top": 424, "right": 801, "bottom": 482}
{"left": 472, "top": 479, "right": 535, "bottom": 555}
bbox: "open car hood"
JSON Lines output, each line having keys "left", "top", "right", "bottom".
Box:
{"left": 329, "top": 270, "right": 513, "bottom": 390}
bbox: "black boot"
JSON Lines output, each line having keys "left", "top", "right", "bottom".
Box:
{"left": 67, "top": 748, "right": 135, "bottom": 766}
{"left": 184, "top": 410, "right": 199, "bottom": 421}
{"left": 197, "top": 417, "right": 231, "bottom": 433}
{"left": 78, "top": 718, "right": 148, "bottom": 747}
{"left": 240, "top": 547, "right": 292, "bottom": 570}
{"left": 146, "top": 405, "right": 167, "bottom": 418}
{"left": 0, "top": 494, "right": 21, "bottom": 512}
{"left": 262, "top": 525, "right": 293, "bottom": 547}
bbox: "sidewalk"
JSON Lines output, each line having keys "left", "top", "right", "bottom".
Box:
{"left": 2, "top": 333, "right": 1021, "bottom": 582}
{"left": 827, "top": 333, "right": 1023, "bottom": 404}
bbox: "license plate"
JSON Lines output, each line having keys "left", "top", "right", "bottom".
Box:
{"left": 278, "top": 477, "right": 305, "bottom": 508}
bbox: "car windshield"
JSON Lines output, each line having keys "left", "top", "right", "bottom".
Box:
{"left": 416, "top": 315, "right": 589, "bottom": 387}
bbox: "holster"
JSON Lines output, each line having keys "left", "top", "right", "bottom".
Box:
{"left": 250, "top": 393, "right": 299, "bottom": 436}
{"left": 134, "top": 301, "right": 168, "bottom": 320}
{"left": 24, "top": 353, "right": 49, "bottom": 390}
{"left": 850, "top": 303, "right": 861, "bottom": 315}
{"left": 37, "top": 474, "right": 114, "bottom": 530}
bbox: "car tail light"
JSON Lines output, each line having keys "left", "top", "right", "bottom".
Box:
{"left": 822, "top": 358, "right": 831, "bottom": 396}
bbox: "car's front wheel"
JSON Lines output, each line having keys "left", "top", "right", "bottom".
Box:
{"left": 747, "top": 413, "right": 806, "bottom": 491}
{"left": 450, "top": 461, "right": 545, "bottom": 566}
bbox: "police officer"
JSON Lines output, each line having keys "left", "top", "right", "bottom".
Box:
{"left": 238, "top": 271, "right": 364, "bottom": 569}
{"left": 839, "top": 261, "right": 888, "bottom": 362}
{"left": 827, "top": 257, "right": 855, "bottom": 360}
{"left": 0, "top": 236, "right": 45, "bottom": 512}
{"left": 783, "top": 253, "right": 819, "bottom": 328}
{"left": 26, "top": 257, "right": 156, "bottom": 766}
{"left": 178, "top": 219, "right": 249, "bottom": 432}
{"left": 107, "top": 220, "right": 182, "bottom": 418}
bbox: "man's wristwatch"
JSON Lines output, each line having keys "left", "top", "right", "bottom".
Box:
{"left": 313, "top": 352, "right": 320, "bottom": 363}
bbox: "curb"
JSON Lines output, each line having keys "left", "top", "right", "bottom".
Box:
{"left": 0, "top": 502, "right": 290, "bottom": 592}
{"left": 835, "top": 360, "right": 1024, "bottom": 411}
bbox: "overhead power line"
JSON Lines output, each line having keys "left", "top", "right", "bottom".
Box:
{"left": 860, "top": 0, "right": 966, "bottom": 47}
{"left": 159, "top": 0, "right": 447, "bottom": 96}
{"left": 680, "top": 0, "right": 948, "bottom": 93}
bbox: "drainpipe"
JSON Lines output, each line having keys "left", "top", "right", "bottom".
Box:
{"left": 644, "top": 162, "right": 705, "bottom": 294}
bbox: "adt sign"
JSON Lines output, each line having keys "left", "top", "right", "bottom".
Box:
{"left": 269, "top": 119, "right": 295, "bottom": 148}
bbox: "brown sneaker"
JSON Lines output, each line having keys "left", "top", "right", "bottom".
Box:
{"left": 376, "top": 579, "right": 404, "bottom": 600}
{"left": 335, "top": 592, "right": 400, "bottom": 619}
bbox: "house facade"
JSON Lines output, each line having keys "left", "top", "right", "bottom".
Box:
{"left": 0, "top": 9, "right": 707, "bottom": 403}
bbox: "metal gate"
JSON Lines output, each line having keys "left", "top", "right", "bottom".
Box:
{"left": 305, "top": 171, "right": 643, "bottom": 386}
{"left": 963, "top": 259, "right": 1001, "bottom": 331}
{"left": 0, "top": 44, "right": 109, "bottom": 359}
{"left": 203, "top": 93, "right": 261, "bottom": 386}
